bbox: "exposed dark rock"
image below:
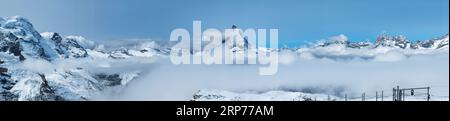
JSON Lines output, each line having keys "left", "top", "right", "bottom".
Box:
{"left": 94, "top": 73, "right": 122, "bottom": 86}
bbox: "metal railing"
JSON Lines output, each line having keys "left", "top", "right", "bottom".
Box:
{"left": 343, "top": 86, "right": 431, "bottom": 101}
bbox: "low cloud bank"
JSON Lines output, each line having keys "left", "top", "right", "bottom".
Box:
{"left": 99, "top": 51, "right": 448, "bottom": 100}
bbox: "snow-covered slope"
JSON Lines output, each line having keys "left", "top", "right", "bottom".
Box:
{"left": 192, "top": 89, "right": 340, "bottom": 101}
{"left": 0, "top": 16, "right": 89, "bottom": 61}
{"left": 412, "top": 34, "right": 449, "bottom": 49}
{"left": 192, "top": 88, "right": 448, "bottom": 101}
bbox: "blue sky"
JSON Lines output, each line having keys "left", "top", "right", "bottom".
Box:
{"left": 1, "top": 0, "right": 448, "bottom": 47}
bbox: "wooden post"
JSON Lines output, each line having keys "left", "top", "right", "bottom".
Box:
{"left": 381, "top": 91, "right": 384, "bottom": 101}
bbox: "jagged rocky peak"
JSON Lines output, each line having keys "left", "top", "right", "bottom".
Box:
{"left": 0, "top": 16, "right": 146, "bottom": 101}
{"left": 375, "top": 34, "right": 411, "bottom": 49}
{"left": 314, "top": 34, "right": 372, "bottom": 49}
{"left": 41, "top": 32, "right": 63, "bottom": 43}
{"left": 0, "top": 31, "right": 24, "bottom": 60}
{"left": 1, "top": 16, "right": 42, "bottom": 41}
{"left": 412, "top": 40, "right": 435, "bottom": 49}
{"left": 0, "top": 16, "right": 47, "bottom": 60}
{"left": 61, "top": 36, "right": 89, "bottom": 58}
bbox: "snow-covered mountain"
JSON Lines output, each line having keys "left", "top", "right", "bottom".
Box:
{"left": 0, "top": 16, "right": 146, "bottom": 101}
{"left": 295, "top": 34, "right": 448, "bottom": 60}
{"left": 412, "top": 34, "right": 449, "bottom": 49}
{"left": 0, "top": 17, "right": 92, "bottom": 61}
{"left": 312, "top": 33, "right": 448, "bottom": 50}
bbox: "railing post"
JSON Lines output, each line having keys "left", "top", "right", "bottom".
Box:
{"left": 403, "top": 90, "right": 406, "bottom": 101}
{"left": 345, "top": 94, "right": 347, "bottom": 101}
{"left": 376, "top": 91, "right": 378, "bottom": 101}
{"left": 427, "top": 87, "right": 430, "bottom": 101}
{"left": 399, "top": 90, "right": 403, "bottom": 101}
{"left": 362, "top": 93, "right": 365, "bottom": 101}
{"left": 393, "top": 88, "right": 396, "bottom": 101}
{"left": 381, "top": 91, "right": 384, "bottom": 101}
{"left": 397, "top": 86, "right": 400, "bottom": 101}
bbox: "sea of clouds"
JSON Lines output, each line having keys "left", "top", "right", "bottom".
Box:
{"left": 96, "top": 48, "right": 448, "bottom": 100}
{"left": 15, "top": 35, "right": 448, "bottom": 101}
